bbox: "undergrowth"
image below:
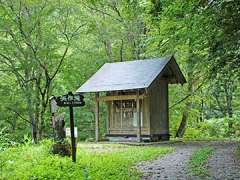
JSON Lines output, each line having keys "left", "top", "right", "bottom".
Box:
{"left": 189, "top": 146, "right": 214, "bottom": 177}
{"left": 0, "top": 139, "right": 173, "bottom": 180}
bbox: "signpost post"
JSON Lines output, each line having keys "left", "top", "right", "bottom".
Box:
{"left": 50, "top": 92, "right": 85, "bottom": 162}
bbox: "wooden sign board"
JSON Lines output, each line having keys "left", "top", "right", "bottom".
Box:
{"left": 56, "top": 92, "right": 85, "bottom": 107}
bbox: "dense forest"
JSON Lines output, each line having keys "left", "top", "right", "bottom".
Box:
{"left": 0, "top": 0, "right": 239, "bottom": 146}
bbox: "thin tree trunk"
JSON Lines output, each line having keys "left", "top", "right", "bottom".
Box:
{"left": 39, "top": 103, "right": 47, "bottom": 137}
{"left": 176, "top": 110, "right": 188, "bottom": 137}
{"left": 176, "top": 51, "right": 194, "bottom": 138}
{"left": 25, "top": 69, "right": 38, "bottom": 143}
{"left": 39, "top": 81, "right": 51, "bottom": 138}
{"left": 27, "top": 91, "right": 38, "bottom": 143}
{"left": 224, "top": 79, "right": 233, "bottom": 129}
{"left": 213, "top": 91, "right": 226, "bottom": 116}
{"left": 199, "top": 98, "right": 204, "bottom": 122}
{"left": 120, "top": 39, "right": 124, "bottom": 62}
{"left": 35, "top": 91, "right": 40, "bottom": 140}
{"left": 104, "top": 40, "right": 113, "bottom": 62}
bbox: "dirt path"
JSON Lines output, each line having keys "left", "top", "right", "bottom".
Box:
{"left": 136, "top": 141, "right": 240, "bottom": 180}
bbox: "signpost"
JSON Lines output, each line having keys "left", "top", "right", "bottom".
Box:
{"left": 50, "top": 92, "right": 85, "bottom": 162}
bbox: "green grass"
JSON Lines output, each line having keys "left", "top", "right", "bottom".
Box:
{"left": 0, "top": 140, "right": 173, "bottom": 180}
{"left": 189, "top": 147, "right": 214, "bottom": 177}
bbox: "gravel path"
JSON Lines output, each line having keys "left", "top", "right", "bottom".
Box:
{"left": 206, "top": 142, "right": 240, "bottom": 180}
{"left": 136, "top": 141, "right": 240, "bottom": 180}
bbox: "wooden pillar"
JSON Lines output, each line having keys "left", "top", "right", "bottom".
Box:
{"left": 136, "top": 90, "right": 141, "bottom": 142}
{"left": 69, "top": 106, "right": 76, "bottom": 162}
{"left": 120, "top": 100, "right": 123, "bottom": 133}
{"left": 95, "top": 92, "right": 99, "bottom": 142}
{"left": 166, "top": 83, "right": 169, "bottom": 135}
{"left": 106, "top": 102, "right": 110, "bottom": 134}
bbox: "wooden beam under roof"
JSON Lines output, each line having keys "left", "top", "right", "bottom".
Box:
{"left": 95, "top": 94, "right": 147, "bottom": 102}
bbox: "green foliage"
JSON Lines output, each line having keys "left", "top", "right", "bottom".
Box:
{"left": 0, "top": 0, "right": 239, "bottom": 142}
{"left": 0, "top": 128, "right": 18, "bottom": 152}
{"left": 0, "top": 140, "right": 173, "bottom": 179}
{"left": 183, "top": 115, "right": 240, "bottom": 140}
{"left": 189, "top": 147, "right": 214, "bottom": 177}
{"left": 0, "top": 0, "right": 88, "bottom": 142}
{"left": 184, "top": 128, "right": 202, "bottom": 140}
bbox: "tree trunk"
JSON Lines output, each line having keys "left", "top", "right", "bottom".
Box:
{"left": 224, "top": 79, "right": 234, "bottom": 129}
{"left": 27, "top": 93, "right": 38, "bottom": 143}
{"left": 104, "top": 40, "right": 113, "bottom": 62}
{"left": 213, "top": 90, "right": 226, "bottom": 116}
{"left": 120, "top": 39, "right": 124, "bottom": 62}
{"left": 199, "top": 98, "right": 204, "bottom": 122}
{"left": 25, "top": 70, "right": 38, "bottom": 143}
{"left": 176, "top": 51, "right": 194, "bottom": 138}
{"left": 35, "top": 84, "right": 40, "bottom": 140}
{"left": 39, "top": 104, "right": 47, "bottom": 138}
{"left": 176, "top": 110, "right": 188, "bottom": 137}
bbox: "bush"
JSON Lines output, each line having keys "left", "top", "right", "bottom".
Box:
{"left": 0, "top": 128, "right": 18, "bottom": 151}
{"left": 183, "top": 115, "right": 240, "bottom": 140}
{"left": 184, "top": 128, "right": 202, "bottom": 140}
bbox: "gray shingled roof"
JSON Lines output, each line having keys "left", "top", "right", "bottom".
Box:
{"left": 77, "top": 56, "right": 185, "bottom": 93}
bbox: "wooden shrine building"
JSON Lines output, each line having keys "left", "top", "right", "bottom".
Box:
{"left": 77, "top": 55, "right": 186, "bottom": 142}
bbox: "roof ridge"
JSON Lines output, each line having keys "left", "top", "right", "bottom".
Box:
{"left": 105, "top": 55, "right": 173, "bottom": 65}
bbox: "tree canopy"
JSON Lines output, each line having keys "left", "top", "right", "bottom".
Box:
{"left": 0, "top": 0, "right": 239, "bottom": 143}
